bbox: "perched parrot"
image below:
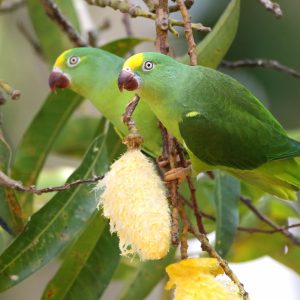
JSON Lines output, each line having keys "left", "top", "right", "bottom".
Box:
{"left": 118, "top": 52, "right": 300, "bottom": 200}
{"left": 48, "top": 47, "right": 162, "bottom": 156}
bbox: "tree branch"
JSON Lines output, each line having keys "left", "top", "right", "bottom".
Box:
{"left": 0, "top": 80, "right": 20, "bottom": 101}
{"left": 187, "top": 220, "right": 249, "bottom": 299}
{"left": 169, "top": 0, "right": 194, "bottom": 13}
{"left": 240, "top": 196, "right": 300, "bottom": 245}
{"left": 85, "top": 0, "right": 211, "bottom": 34}
{"left": 0, "top": 170, "right": 104, "bottom": 195}
{"left": 221, "top": 59, "right": 300, "bottom": 79}
{"left": 176, "top": 0, "right": 197, "bottom": 65}
{"left": 40, "top": 0, "right": 88, "bottom": 47}
{"left": 257, "top": 0, "right": 282, "bottom": 18}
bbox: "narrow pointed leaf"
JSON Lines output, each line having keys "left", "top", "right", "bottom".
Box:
{"left": 42, "top": 213, "right": 120, "bottom": 300}
{"left": 119, "top": 248, "right": 176, "bottom": 300}
{"left": 12, "top": 90, "right": 82, "bottom": 209}
{"left": 0, "top": 134, "right": 108, "bottom": 292}
{"left": 0, "top": 131, "right": 23, "bottom": 234}
{"left": 214, "top": 171, "right": 240, "bottom": 257}
{"left": 53, "top": 117, "right": 100, "bottom": 157}
{"left": 101, "top": 38, "right": 151, "bottom": 57}
{"left": 179, "top": 0, "right": 240, "bottom": 68}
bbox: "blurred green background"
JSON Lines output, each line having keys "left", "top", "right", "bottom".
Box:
{"left": 0, "top": 1, "right": 300, "bottom": 299}
{"left": 1, "top": 0, "right": 300, "bottom": 150}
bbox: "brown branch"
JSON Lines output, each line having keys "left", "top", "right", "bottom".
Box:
{"left": 176, "top": 0, "right": 197, "bottom": 64}
{"left": 155, "top": 0, "right": 170, "bottom": 54}
{"left": 221, "top": 59, "right": 300, "bottom": 79}
{"left": 176, "top": 144, "right": 206, "bottom": 235}
{"left": 40, "top": 0, "right": 88, "bottom": 47}
{"left": 142, "top": 0, "right": 155, "bottom": 12}
{"left": 180, "top": 193, "right": 300, "bottom": 236}
{"left": 17, "top": 22, "right": 44, "bottom": 58}
{"left": 240, "top": 196, "right": 300, "bottom": 245}
{"left": 187, "top": 221, "right": 249, "bottom": 299}
{"left": 169, "top": 0, "right": 193, "bottom": 13}
{"left": 178, "top": 203, "right": 189, "bottom": 259}
{"left": 257, "top": 0, "right": 282, "bottom": 18}
{"left": 0, "top": 80, "right": 20, "bottom": 101}
{"left": 0, "top": 170, "right": 104, "bottom": 195}
{"left": 85, "top": 0, "right": 211, "bottom": 34}
{"left": 155, "top": 0, "right": 180, "bottom": 246}
{"left": 0, "top": 0, "right": 25, "bottom": 13}
{"left": 122, "top": 94, "right": 144, "bottom": 149}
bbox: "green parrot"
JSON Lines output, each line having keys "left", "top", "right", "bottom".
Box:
{"left": 118, "top": 52, "right": 300, "bottom": 200}
{"left": 48, "top": 47, "right": 162, "bottom": 156}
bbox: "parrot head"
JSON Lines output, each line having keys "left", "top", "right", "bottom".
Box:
{"left": 118, "top": 52, "right": 178, "bottom": 97}
{"left": 49, "top": 47, "right": 120, "bottom": 95}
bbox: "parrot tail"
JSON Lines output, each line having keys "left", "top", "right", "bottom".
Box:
{"left": 230, "top": 158, "right": 300, "bottom": 201}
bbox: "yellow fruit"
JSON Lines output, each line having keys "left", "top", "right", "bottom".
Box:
{"left": 98, "top": 149, "right": 171, "bottom": 260}
{"left": 166, "top": 258, "right": 242, "bottom": 300}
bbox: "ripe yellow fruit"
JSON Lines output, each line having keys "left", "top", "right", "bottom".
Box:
{"left": 98, "top": 149, "right": 171, "bottom": 260}
{"left": 166, "top": 258, "right": 242, "bottom": 300}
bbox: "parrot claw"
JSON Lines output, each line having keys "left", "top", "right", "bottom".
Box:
{"left": 164, "top": 165, "right": 192, "bottom": 184}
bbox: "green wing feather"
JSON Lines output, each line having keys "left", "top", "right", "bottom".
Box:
{"left": 178, "top": 67, "right": 300, "bottom": 170}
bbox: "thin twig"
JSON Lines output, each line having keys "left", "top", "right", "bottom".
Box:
{"left": 187, "top": 220, "right": 249, "bottom": 299}
{"left": 142, "top": 0, "right": 155, "bottom": 12}
{"left": 176, "top": 144, "right": 206, "bottom": 234}
{"left": 221, "top": 59, "right": 300, "bottom": 79}
{"left": 17, "top": 22, "right": 44, "bottom": 58}
{"left": 169, "top": 0, "right": 193, "bottom": 13}
{"left": 238, "top": 223, "right": 300, "bottom": 234}
{"left": 122, "top": 94, "right": 144, "bottom": 149}
{"left": 0, "top": 170, "right": 104, "bottom": 195}
{"left": 180, "top": 193, "right": 300, "bottom": 236}
{"left": 176, "top": 0, "right": 197, "bottom": 65}
{"left": 0, "top": 80, "right": 20, "bottom": 100}
{"left": 240, "top": 196, "right": 300, "bottom": 245}
{"left": 0, "top": 0, "right": 25, "bottom": 13}
{"left": 178, "top": 203, "right": 189, "bottom": 259}
{"left": 257, "top": 0, "right": 282, "bottom": 18}
{"left": 122, "top": 94, "right": 140, "bottom": 131}
{"left": 40, "top": 0, "right": 88, "bottom": 47}
{"left": 85, "top": 0, "right": 211, "bottom": 34}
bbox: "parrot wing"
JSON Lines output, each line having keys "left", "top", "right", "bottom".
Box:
{"left": 179, "top": 109, "right": 300, "bottom": 170}
{"left": 177, "top": 66, "right": 300, "bottom": 170}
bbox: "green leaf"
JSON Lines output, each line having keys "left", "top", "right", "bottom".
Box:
{"left": 100, "top": 38, "right": 152, "bottom": 57}
{"left": 105, "top": 124, "right": 126, "bottom": 162}
{"left": 12, "top": 90, "right": 82, "bottom": 211}
{"left": 0, "top": 130, "right": 23, "bottom": 234}
{"left": 179, "top": 0, "right": 240, "bottom": 68}
{"left": 53, "top": 116, "right": 100, "bottom": 157}
{"left": 27, "top": 0, "right": 81, "bottom": 63}
{"left": 42, "top": 213, "right": 120, "bottom": 300}
{"left": 214, "top": 171, "right": 240, "bottom": 257}
{"left": 119, "top": 248, "right": 176, "bottom": 300}
{"left": 0, "top": 134, "right": 108, "bottom": 292}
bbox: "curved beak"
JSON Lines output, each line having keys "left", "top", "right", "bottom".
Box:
{"left": 48, "top": 69, "right": 70, "bottom": 91}
{"left": 118, "top": 69, "right": 140, "bottom": 92}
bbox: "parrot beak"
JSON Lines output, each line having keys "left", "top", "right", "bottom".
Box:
{"left": 118, "top": 68, "right": 140, "bottom": 92}
{"left": 48, "top": 68, "right": 70, "bottom": 92}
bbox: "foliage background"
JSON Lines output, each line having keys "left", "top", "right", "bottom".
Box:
{"left": 0, "top": 0, "right": 300, "bottom": 299}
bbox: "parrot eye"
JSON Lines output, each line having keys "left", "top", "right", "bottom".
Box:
{"left": 142, "top": 61, "right": 154, "bottom": 71}
{"left": 67, "top": 56, "right": 80, "bottom": 67}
